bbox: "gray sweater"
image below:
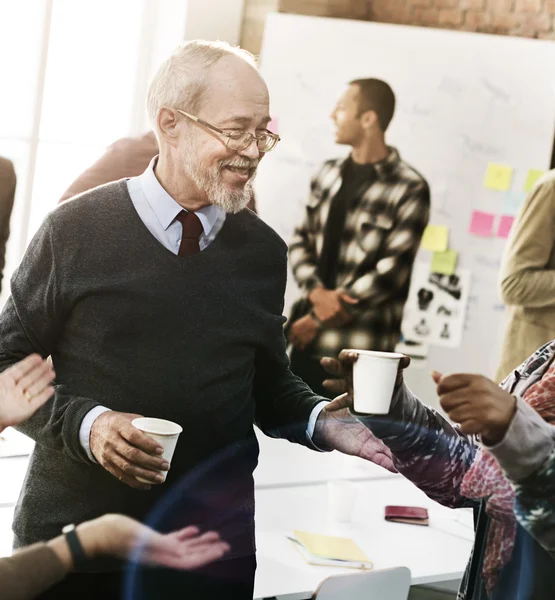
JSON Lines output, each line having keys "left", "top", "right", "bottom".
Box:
{"left": 0, "top": 181, "right": 321, "bottom": 562}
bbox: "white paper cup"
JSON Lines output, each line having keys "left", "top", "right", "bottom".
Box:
{"left": 327, "top": 479, "right": 358, "bottom": 522}
{"left": 347, "top": 349, "right": 404, "bottom": 414}
{"left": 131, "top": 417, "right": 183, "bottom": 483}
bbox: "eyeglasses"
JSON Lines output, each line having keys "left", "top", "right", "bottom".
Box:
{"left": 175, "top": 109, "right": 281, "bottom": 153}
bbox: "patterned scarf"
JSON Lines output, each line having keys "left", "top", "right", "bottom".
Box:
{"left": 460, "top": 361, "right": 555, "bottom": 595}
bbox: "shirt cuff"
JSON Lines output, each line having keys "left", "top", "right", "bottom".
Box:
{"left": 79, "top": 406, "right": 111, "bottom": 463}
{"left": 486, "top": 396, "right": 555, "bottom": 482}
{"left": 305, "top": 401, "right": 331, "bottom": 452}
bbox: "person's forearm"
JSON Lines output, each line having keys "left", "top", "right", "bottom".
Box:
{"left": 2, "top": 544, "right": 67, "bottom": 600}
{"left": 500, "top": 269, "right": 555, "bottom": 308}
{"left": 487, "top": 396, "right": 555, "bottom": 481}
{"left": 46, "top": 518, "right": 103, "bottom": 570}
{"left": 46, "top": 536, "right": 73, "bottom": 571}
{"left": 354, "top": 383, "right": 477, "bottom": 508}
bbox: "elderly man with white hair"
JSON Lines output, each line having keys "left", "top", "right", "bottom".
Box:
{"left": 0, "top": 41, "right": 394, "bottom": 599}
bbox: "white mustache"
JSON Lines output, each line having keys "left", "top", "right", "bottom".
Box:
{"left": 221, "top": 158, "right": 259, "bottom": 170}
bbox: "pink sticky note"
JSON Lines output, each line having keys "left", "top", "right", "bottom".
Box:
{"left": 268, "top": 117, "right": 279, "bottom": 134}
{"left": 497, "top": 215, "right": 515, "bottom": 239}
{"left": 469, "top": 210, "right": 495, "bottom": 237}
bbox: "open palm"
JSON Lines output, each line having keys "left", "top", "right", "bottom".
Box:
{"left": 315, "top": 406, "right": 397, "bottom": 472}
{"left": 0, "top": 355, "right": 55, "bottom": 432}
{"left": 103, "top": 515, "right": 230, "bottom": 570}
{"left": 136, "top": 525, "right": 230, "bottom": 570}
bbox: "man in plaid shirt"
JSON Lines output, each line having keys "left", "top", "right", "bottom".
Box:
{"left": 287, "top": 78, "right": 430, "bottom": 396}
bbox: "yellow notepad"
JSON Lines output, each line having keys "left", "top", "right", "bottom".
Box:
{"left": 287, "top": 530, "right": 373, "bottom": 570}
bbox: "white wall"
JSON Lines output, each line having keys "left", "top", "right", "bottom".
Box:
{"left": 184, "top": 0, "right": 246, "bottom": 45}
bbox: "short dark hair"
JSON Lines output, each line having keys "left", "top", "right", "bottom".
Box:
{"left": 350, "top": 78, "right": 396, "bottom": 132}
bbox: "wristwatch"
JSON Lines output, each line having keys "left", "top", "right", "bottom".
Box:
{"left": 309, "top": 309, "right": 324, "bottom": 328}
{"left": 62, "top": 523, "right": 88, "bottom": 569}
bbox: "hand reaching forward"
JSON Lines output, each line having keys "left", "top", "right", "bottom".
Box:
{"left": 0, "top": 354, "right": 55, "bottom": 433}
{"left": 313, "top": 406, "right": 397, "bottom": 473}
{"left": 51, "top": 514, "right": 230, "bottom": 572}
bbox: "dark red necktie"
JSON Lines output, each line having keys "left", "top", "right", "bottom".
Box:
{"left": 175, "top": 210, "right": 203, "bottom": 257}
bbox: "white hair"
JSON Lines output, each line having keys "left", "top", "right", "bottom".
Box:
{"left": 146, "top": 40, "right": 258, "bottom": 131}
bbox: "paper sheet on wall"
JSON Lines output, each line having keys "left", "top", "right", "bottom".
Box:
{"left": 395, "top": 340, "right": 429, "bottom": 370}
{"left": 421, "top": 225, "right": 449, "bottom": 252}
{"left": 401, "top": 262, "right": 471, "bottom": 348}
{"left": 484, "top": 163, "right": 513, "bottom": 191}
{"left": 501, "top": 191, "right": 526, "bottom": 216}
{"left": 431, "top": 250, "right": 458, "bottom": 275}
{"left": 497, "top": 215, "right": 515, "bottom": 239}
{"left": 524, "top": 169, "right": 545, "bottom": 192}
{"left": 469, "top": 210, "right": 495, "bottom": 237}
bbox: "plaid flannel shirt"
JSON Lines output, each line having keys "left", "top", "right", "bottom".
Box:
{"left": 288, "top": 147, "right": 430, "bottom": 357}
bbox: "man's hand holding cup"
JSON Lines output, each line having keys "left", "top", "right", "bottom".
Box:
{"left": 90, "top": 411, "right": 170, "bottom": 491}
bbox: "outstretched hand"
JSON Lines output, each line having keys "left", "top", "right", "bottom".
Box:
{"left": 313, "top": 405, "right": 398, "bottom": 472}
{"left": 78, "top": 514, "right": 230, "bottom": 571}
{"left": 0, "top": 354, "right": 55, "bottom": 433}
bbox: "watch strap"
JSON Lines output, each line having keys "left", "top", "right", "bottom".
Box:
{"left": 62, "top": 524, "right": 88, "bottom": 569}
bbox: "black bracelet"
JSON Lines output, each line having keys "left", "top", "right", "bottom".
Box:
{"left": 62, "top": 524, "right": 88, "bottom": 569}
{"left": 309, "top": 309, "right": 324, "bottom": 328}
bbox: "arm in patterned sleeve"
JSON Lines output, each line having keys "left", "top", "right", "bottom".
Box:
{"left": 341, "top": 182, "right": 430, "bottom": 309}
{"left": 355, "top": 382, "right": 477, "bottom": 509}
{"left": 488, "top": 397, "right": 555, "bottom": 558}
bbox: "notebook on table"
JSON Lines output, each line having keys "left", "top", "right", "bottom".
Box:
{"left": 287, "top": 530, "right": 373, "bottom": 570}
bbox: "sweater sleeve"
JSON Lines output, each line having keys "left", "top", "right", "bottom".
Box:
{"left": 253, "top": 242, "right": 325, "bottom": 448}
{"left": 487, "top": 397, "right": 555, "bottom": 559}
{"left": 354, "top": 382, "right": 477, "bottom": 509}
{"left": 499, "top": 174, "right": 555, "bottom": 308}
{"left": 1, "top": 543, "right": 67, "bottom": 600}
{"left": 0, "top": 216, "right": 101, "bottom": 462}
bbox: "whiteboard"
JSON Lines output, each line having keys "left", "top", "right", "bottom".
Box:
{"left": 255, "top": 13, "right": 555, "bottom": 401}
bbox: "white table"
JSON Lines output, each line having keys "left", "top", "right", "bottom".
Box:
{"left": 254, "top": 429, "right": 397, "bottom": 488}
{"left": 253, "top": 479, "right": 474, "bottom": 599}
{"left": 0, "top": 436, "right": 473, "bottom": 599}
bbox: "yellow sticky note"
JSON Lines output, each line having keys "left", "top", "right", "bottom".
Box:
{"left": 431, "top": 250, "right": 458, "bottom": 276}
{"left": 524, "top": 169, "right": 545, "bottom": 192}
{"left": 421, "top": 225, "right": 449, "bottom": 252}
{"left": 484, "top": 164, "right": 513, "bottom": 191}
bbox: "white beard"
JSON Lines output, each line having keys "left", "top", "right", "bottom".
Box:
{"left": 182, "top": 143, "right": 256, "bottom": 214}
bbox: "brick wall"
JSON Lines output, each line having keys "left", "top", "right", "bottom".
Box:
{"left": 241, "top": 0, "right": 555, "bottom": 54}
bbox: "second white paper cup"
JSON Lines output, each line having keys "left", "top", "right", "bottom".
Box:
{"left": 327, "top": 479, "right": 358, "bottom": 522}
{"left": 347, "top": 349, "right": 404, "bottom": 414}
{"left": 131, "top": 417, "right": 183, "bottom": 483}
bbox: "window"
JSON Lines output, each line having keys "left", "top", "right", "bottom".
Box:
{"left": 0, "top": 0, "right": 189, "bottom": 304}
